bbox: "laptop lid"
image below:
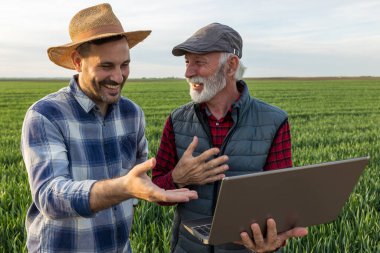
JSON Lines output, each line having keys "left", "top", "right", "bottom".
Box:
{"left": 183, "top": 156, "right": 369, "bottom": 245}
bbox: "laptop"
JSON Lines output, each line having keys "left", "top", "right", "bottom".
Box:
{"left": 182, "top": 156, "right": 369, "bottom": 245}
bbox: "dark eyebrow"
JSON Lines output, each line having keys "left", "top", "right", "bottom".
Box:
{"left": 99, "top": 61, "right": 114, "bottom": 66}
{"left": 98, "top": 59, "right": 130, "bottom": 67}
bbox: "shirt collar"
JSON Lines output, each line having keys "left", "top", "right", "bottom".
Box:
{"left": 201, "top": 103, "right": 234, "bottom": 118}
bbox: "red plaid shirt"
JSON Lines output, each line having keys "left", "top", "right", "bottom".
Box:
{"left": 152, "top": 106, "right": 292, "bottom": 190}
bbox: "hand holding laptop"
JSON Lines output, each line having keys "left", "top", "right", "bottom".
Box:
{"left": 182, "top": 157, "right": 369, "bottom": 247}
{"left": 172, "top": 136, "right": 229, "bottom": 187}
{"left": 237, "top": 218, "right": 308, "bottom": 252}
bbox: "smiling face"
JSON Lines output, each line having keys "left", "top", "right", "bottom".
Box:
{"left": 185, "top": 52, "right": 227, "bottom": 103}
{"left": 72, "top": 37, "right": 130, "bottom": 113}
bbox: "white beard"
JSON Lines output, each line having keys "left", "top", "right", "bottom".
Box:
{"left": 187, "top": 64, "right": 227, "bottom": 103}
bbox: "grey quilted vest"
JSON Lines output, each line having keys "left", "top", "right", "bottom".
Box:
{"left": 170, "top": 80, "right": 288, "bottom": 253}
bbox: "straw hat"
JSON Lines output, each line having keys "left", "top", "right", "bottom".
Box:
{"left": 47, "top": 3, "right": 151, "bottom": 69}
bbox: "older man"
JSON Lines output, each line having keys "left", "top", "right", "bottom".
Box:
{"left": 152, "top": 23, "right": 308, "bottom": 253}
{"left": 21, "top": 4, "right": 197, "bottom": 253}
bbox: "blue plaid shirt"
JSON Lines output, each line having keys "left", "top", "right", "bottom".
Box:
{"left": 21, "top": 76, "right": 148, "bottom": 253}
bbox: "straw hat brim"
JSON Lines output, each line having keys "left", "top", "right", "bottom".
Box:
{"left": 47, "top": 30, "right": 151, "bottom": 70}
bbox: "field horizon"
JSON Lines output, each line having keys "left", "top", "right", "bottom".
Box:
{"left": 1, "top": 76, "right": 380, "bottom": 82}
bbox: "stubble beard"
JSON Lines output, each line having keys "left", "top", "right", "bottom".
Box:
{"left": 92, "top": 77, "right": 126, "bottom": 104}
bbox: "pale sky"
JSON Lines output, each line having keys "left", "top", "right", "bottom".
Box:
{"left": 1, "top": 0, "right": 379, "bottom": 78}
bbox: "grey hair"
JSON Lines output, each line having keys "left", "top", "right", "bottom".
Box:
{"left": 219, "top": 52, "right": 246, "bottom": 80}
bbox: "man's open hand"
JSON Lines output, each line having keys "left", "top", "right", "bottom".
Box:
{"left": 172, "top": 136, "right": 229, "bottom": 188}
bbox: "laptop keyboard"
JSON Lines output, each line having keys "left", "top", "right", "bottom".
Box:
{"left": 193, "top": 224, "right": 212, "bottom": 236}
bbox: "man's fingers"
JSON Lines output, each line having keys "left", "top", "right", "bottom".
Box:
{"left": 205, "top": 155, "right": 229, "bottom": 169}
{"left": 239, "top": 232, "right": 255, "bottom": 250}
{"left": 202, "top": 174, "right": 226, "bottom": 185}
{"left": 236, "top": 220, "right": 306, "bottom": 252}
{"left": 159, "top": 189, "right": 198, "bottom": 203}
{"left": 196, "top": 147, "right": 221, "bottom": 162}
{"left": 170, "top": 188, "right": 194, "bottom": 192}
{"left": 251, "top": 223, "right": 265, "bottom": 248}
{"left": 266, "top": 218, "right": 278, "bottom": 246}
{"left": 279, "top": 227, "right": 308, "bottom": 241}
{"left": 183, "top": 136, "right": 199, "bottom": 156}
{"left": 167, "top": 188, "right": 199, "bottom": 200}
{"left": 201, "top": 164, "right": 229, "bottom": 183}
{"left": 131, "top": 158, "right": 156, "bottom": 175}
{"left": 290, "top": 227, "right": 308, "bottom": 237}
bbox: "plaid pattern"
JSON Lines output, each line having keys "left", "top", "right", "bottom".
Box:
{"left": 264, "top": 121, "right": 293, "bottom": 170}
{"left": 152, "top": 106, "right": 292, "bottom": 191}
{"left": 21, "top": 76, "right": 148, "bottom": 253}
{"left": 204, "top": 106, "right": 234, "bottom": 149}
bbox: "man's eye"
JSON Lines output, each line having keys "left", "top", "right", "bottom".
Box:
{"left": 101, "top": 65, "right": 112, "bottom": 69}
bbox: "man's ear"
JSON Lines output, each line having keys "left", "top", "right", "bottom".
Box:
{"left": 71, "top": 51, "right": 83, "bottom": 72}
{"left": 227, "top": 55, "right": 239, "bottom": 77}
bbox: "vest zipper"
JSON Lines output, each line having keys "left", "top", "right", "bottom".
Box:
{"left": 211, "top": 109, "right": 239, "bottom": 209}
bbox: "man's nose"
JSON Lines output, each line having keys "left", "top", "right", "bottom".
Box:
{"left": 110, "top": 68, "right": 124, "bottom": 84}
{"left": 185, "top": 64, "right": 197, "bottom": 79}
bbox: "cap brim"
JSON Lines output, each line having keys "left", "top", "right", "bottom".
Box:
{"left": 172, "top": 46, "right": 205, "bottom": 56}
{"left": 172, "top": 46, "right": 226, "bottom": 57}
{"left": 48, "top": 30, "right": 151, "bottom": 69}
{"left": 172, "top": 37, "right": 226, "bottom": 57}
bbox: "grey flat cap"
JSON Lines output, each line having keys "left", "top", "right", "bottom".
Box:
{"left": 172, "top": 22, "right": 243, "bottom": 58}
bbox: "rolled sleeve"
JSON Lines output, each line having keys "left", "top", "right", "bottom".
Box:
{"left": 38, "top": 177, "right": 96, "bottom": 218}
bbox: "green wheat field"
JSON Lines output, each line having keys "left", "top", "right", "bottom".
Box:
{"left": 0, "top": 78, "right": 379, "bottom": 252}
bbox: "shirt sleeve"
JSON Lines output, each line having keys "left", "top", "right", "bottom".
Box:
{"left": 264, "top": 120, "right": 293, "bottom": 171}
{"left": 152, "top": 116, "right": 178, "bottom": 192}
{"left": 21, "top": 109, "right": 96, "bottom": 219}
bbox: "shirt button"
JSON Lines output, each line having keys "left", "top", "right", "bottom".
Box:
{"left": 216, "top": 122, "right": 220, "bottom": 126}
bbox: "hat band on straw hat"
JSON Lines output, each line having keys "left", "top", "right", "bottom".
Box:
{"left": 72, "top": 25, "right": 124, "bottom": 42}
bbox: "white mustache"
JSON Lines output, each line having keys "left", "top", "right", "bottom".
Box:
{"left": 187, "top": 76, "right": 207, "bottom": 85}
